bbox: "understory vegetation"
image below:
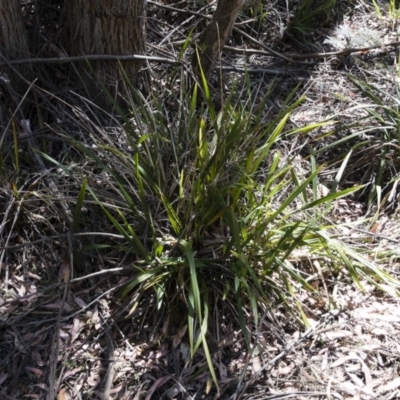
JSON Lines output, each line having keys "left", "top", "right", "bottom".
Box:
{"left": 1, "top": 0, "right": 400, "bottom": 398}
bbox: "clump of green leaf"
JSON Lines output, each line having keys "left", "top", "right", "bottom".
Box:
{"left": 52, "top": 71, "right": 400, "bottom": 389}
{"left": 284, "top": 0, "right": 336, "bottom": 42}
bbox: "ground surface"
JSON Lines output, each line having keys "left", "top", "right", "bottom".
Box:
{"left": 1, "top": 1, "right": 400, "bottom": 399}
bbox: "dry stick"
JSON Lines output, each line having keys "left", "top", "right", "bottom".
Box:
{"left": 0, "top": 42, "right": 398, "bottom": 70}
{"left": 102, "top": 328, "right": 116, "bottom": 400}
{"left": 0, "top": 54, "right": 177, "bottom": 67}
{"left": 219, "top": 65, "right": 305, "bottom": 75}
{"left": 232, "top": 26, "right": 309, "bottom": 64}
{"left": 223, "top": 43, "right": 400, "bottom": 59}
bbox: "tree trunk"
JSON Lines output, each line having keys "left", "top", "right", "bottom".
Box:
{"left": 192, "top": 0, "right": 244, "bottom": 81}
{"left": 0, "top": 0, "right": 31, "bottom": 128}
{"left": 65, "top": 0, "right": 147, "bottom": 105}
{"left": 0, "top": 0, "right": 30, "bottom": 84}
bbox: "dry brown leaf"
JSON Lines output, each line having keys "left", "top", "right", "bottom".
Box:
{"left": 161, "top": 313, "right": 170, "bottom": 334}
{"left": 355, "top": 311, "right": 400, "bottom": 322}
{"left": 58, "top": 328, "right": 69, "bottom": 340}
{"left": 219, "top": 362, "right": 228, "bottom": 380}
{"left": 27, "top": 272, "right": 41, "bottom": 280}
{"left": 323, "top": 330, "right": 353, "bottom": 340}
{"left": 359, "top": 343, "right": 381, "bottom": 352}
{"left": 154, "top": 343, "right": 169, "bottom": 360}
{"left": 172, "top": 324, "right": 187, "bottom": 348}
{"left": 180, "top": 342, "right": 190, "bottom": 361}
{"left": 218, "top": 332, "right": 234, "bottom": 348}
{"left": 220, "top": 377, "right": 235, "bottom": 385}
{"left": 58, "top": 262, "right": 70, "bottom": 283}
{"left": 166, "top": 384, "right": 182, "bottom": 398}
{"left": 0, "top": 373, "right": 8, "bottom": 385}
{"left": 278, "top": 362, "right": 295, "bottom": 376}
{"left": 58, "top": 388, "right": 68, "bottom": 400}
{"left": 33, "top": 383, "right": 47, "bottom": 391}
{"left": 26, "top": 366, "right": 45, "bottom": 376}
{"left": 87, "top": 371, "right": 101, "bottom": 387}
{"left": 15, "top": 283, "right": 26, "bottom": 296}
{"left": 43, "top": 302, "right": 65, "bottom": 310}
{"left": 205, "top": 376, "right": 213, "bottom": 395}
{"left": 346, "top": 363, "right": 361, "bottom": 373}
{"left": 98, "top": 298, "right": 110, "bottom": 317}
{"left": 74, "top": 296, "right": 87, "bottom": 309}
{"left": 25, "top": 393, "right": 41, "bottom": 399}
{"left": 346, "top": 372, "right": 375, "bottom": 397}
{"left": 31, "top": 350, "right": 44, "bottom": 365}
{"left": 331, "top": 355, "right": 352, "bottom": 368}
{"left": 337, "top": 380, "right": 358, "bottom": 393}
{"left": 360, "top": 358, "right": 373, "bottom": 392}
{"left": 252, "top": 355, "right": 262, "bottom": 373}
{"left": 109, "top": 383, "right": 124, "bottom": 394}
{"left": 145, "top": 375, "right": 172, "bottom": 400}
{"left": 377, "top": 377, "right": 400, "bottom": 394}
{"left": 370, "top": 327, "right": 388, "bottom": 335}
{"left": 61, "top": 367, "right": 81, "bottom": 382}
{"left": 92, "top": 306, "right": 101, "bottom": 330}
{"left": 13, "top": 334, "right": 26, "bottom": 352}
{"left": 70, "top": 317, "right": 81, "bottom": 343}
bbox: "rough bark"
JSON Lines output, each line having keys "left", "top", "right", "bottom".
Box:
{"left": 192, "top": 0, "right": 244, "bottom": 80}
{"left": 0, "top": 0, "right": 30, "bottom": 88}
{"left": 65, "top": 0, "right": 147, "bottom": 104}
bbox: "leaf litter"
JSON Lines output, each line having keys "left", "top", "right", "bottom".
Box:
{"left": 1, "top": 0, "right": 400, "bottom": 399}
